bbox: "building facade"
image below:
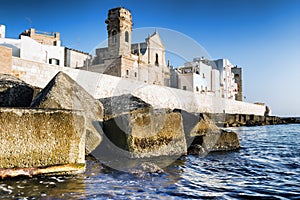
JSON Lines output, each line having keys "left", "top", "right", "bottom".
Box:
{"left": 0, "top": 26, "right": 90, "bottom": 69}
{"left": 83, "top": 7, "right": 170, "bottom": 86}
{"left": 231, "top": 66, "right": 243, "bottom": 101}
{"left": 20, "top": 28, "right": 61, "bottom": 46}
{"left": 172, "top": 57, "right": 239, "bottom": 100}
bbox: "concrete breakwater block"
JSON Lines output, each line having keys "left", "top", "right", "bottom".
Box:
{"left": 96, "top": 94, "right": 187, "bottom": 159}
{"left": 0, "top": 74, "right": 34, "bottom": 107}
{"left": 31, "top": 71, "right": 104, "bottom": 154}
{"left": 0, "top": 108, "right": 86, "bottom": 178}
{"left": 187, "top": 113, "right": 240, "bottom": 155}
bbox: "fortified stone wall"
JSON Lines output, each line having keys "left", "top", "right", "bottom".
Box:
{"left": 12, "top": 57, "right": 266, "bottom": 116}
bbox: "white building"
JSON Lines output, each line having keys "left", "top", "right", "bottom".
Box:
{"left": 212, "top": 58, "right": 238, "bottom": 100}
{"left": 172, "top": 57, "right": 238, "bottom": 100}
{"left": 0, "top": 26, "right": 90, "bottom": 68}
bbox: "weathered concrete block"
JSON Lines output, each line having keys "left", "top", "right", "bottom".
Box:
{"left": 187, "top": 113, "right": 240, "bottom": 154}
{"left": 103, "top": 109, "right": 187, "bottom": 158}
{"left": 31, "top": 72, "right": 103, "bottom": 154}
{"left": 0, "top": 74, "right": 34, "bottom": 107}
{"left": 202, "top": 129, "right": 240, "bottom": 152}
{"left": 0, "top": 108, "right": 85, "bottom": 177}
{"left": 100, "top": 94, "right": 152, "bottom": 121}
{"left": 98, "top": 94, "right": 187, "bottom": 158}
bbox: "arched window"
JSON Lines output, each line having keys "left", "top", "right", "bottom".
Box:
{"left": 112, "top": 30, "right": 117, "bottom": 44}
{"left": 155, "top": 53, "right": 159, "bottom": 66}
{"left": 125, "top": 31, "right": 129, "bottom": 43}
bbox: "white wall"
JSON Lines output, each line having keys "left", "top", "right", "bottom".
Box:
{"left": 192, "top": 73, "right": 206, "bottom": 93}
{"left": 178, "top": 73, "right": 193, "bottom": 91}
{"left": 0, "top": 38, "right": 21, "bottom": 57}
{"left": 20, "top": 36, "right": 64, "bottom": 66}
{"left": 211, "top": 69, "right": 220, "bottom": 97}
{"left": 12, "top": 57, "right": 266, "bottom": 116}
{"left": 66, "top": 49, "right": 90, "bottom": 68}
{"left": 199, "top": 62, "right": 212, "bottom": 91}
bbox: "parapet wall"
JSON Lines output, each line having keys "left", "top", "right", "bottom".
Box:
{"left": 12, "top": 57, "right": 266, "bottom": 116}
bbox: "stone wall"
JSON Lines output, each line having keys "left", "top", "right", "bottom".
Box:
{"left": 11, "top": 57, "right": 266, "bottom": 116}
{"left": 0, "top": 46, "right": 12, "bottom": 74}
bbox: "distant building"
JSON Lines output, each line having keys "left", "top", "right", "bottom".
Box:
{"left": 231, "top": 66, "right": 242, "bottom": 101}
{"left": 0, "top": 26, "right": 90, "bottom": 68}
{"left": 20, "top": 28, "right": 61, "bottom": 46}
{"left": 82, "top": 7, "right": 170, "bottom": 86}
{"left": 64, "top": 47, "right": 90, "bottom": 68}
{"left": 172, "top": 57, "right": 239, "bottom": 100}
{"left": 212, "top": 58, "right": 239, "bottom": 100}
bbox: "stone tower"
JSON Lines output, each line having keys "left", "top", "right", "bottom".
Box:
{"left": 105, "top": 7, "right": 132, "bottom": 57}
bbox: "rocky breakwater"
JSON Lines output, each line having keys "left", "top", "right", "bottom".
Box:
{"left": 0, "top": 73, "right": 99, "bottom": 178}
{"left": 0, "top": 72, "right": 241, "bottom": 177}
{"left": 177, "top": 110, "right": 240, "bottom": 155}
{"left": 90, "top": 94, "right": 240, "bottom": 171}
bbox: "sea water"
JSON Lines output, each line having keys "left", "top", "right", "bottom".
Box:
{"left": 0, "top": 124, "right": 299, "bottom": 199}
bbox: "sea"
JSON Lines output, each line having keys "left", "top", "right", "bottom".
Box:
{"left": 0, "top": 124, "right": 299, "bottom": 199}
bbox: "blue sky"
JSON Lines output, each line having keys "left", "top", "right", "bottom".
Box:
{"left": 1, "top": 0, "right": 300, "bottom": 116}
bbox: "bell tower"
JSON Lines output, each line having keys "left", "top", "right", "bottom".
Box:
{"left": 106, "top": 7, "right": 132, "bottom": 57}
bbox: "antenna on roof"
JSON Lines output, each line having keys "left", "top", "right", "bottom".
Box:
{"left": 25, "top": 17, "right": 32, "bottom": 28}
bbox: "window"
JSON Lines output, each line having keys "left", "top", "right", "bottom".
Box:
{"left": 183, "top": 86, "right": 187, "bottom": 90}
{"left": 155, "top": 53, "right": 159, "bottom": 66}
{"left": 112, "top": 30, "right": 117, "bottom": 44}
{"left": 126, "top": 70, "right": 129, "bottom": 76}
{"left": 196, "top": 86, "right": 199, "bottom": 92}
{"left": 125, "top": 31, "right": 129, "bottom": 43}
{"left": 134, "top": 72, "right": 137, "bottom": 77}
{"left": 49, "top": 58, "right": 60, "bottom": 66}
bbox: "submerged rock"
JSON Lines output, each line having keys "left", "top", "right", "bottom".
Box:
{"left": 0, "top": 108, "right": 86, "bottom": 178}
{"left": 131, "top": 162, "right": 164, "bottom": 176}
{"left": 0, "top": 74, "right": 34, "bottom": 107}
{"left": 31, "top": 72, "right": 104, "bottom": 154}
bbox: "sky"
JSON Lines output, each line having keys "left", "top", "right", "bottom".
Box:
{"left": 0, "top": 0, "right": 300, "bottom": 116}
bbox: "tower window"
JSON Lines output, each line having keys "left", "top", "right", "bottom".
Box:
{"left": 155, "top": 53, "right": 159, "bottom": 66}
{"left": 125, "top": 31, "right": 129, "bottom": 43}
{"left": 112, "top": 30, "right": 117, "bottom": 44}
